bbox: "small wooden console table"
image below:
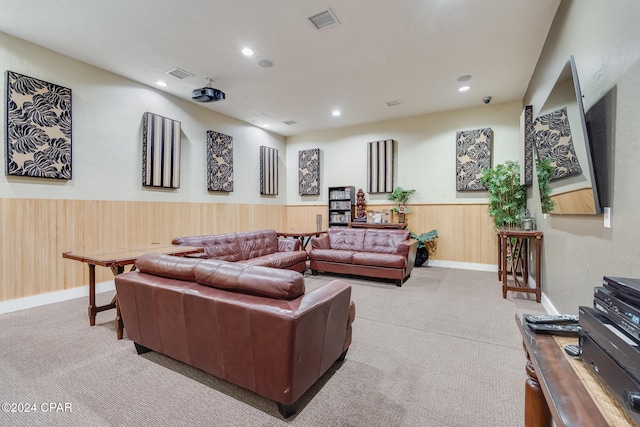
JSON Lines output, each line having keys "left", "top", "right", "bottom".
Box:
{"left": 277, "top": 231, "right": 327, "bottom": 250}
{"left": 63, "top": 243, "right": 202, "bottom": 339}
{"left": 516, "top": 314, "right": 632, "bottom": 426}
{"left": 498, "top": 229, "right": 543, "bottom": 303}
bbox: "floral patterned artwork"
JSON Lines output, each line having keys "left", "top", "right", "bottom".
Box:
{"left": 207, "top": 131, "right": 233, "bottom": 192}
{"left": 5, "top": 71, "right": 72, "bottom": 179}
{"left": 456, "top": 128, "right": 492, "bottom": 191}
{"left": 533, "top": 107, "right": 582, "bottom": 180}
{"left": 298, "top": 148, "right": 320, "bottom": 195}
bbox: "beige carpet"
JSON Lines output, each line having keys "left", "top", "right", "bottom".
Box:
{"left": 0, "top": 265, "right": 546, "bottom": 426}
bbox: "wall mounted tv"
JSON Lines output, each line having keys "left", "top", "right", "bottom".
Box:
{"left": 534, "top": 55, "right": 602, "bottom": 215}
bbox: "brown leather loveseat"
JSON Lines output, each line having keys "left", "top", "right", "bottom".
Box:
{"left": 309, "top": 228, "right": 417, "bottom": 286}
{"left": 171, "top": 229, "right": 308, "bottom": 273}
{"left": 115, "top": 253, "right": 355, "bottom": 418}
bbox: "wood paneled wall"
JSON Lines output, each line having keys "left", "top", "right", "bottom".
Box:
{"left": 0, "top": 198, "right": 286, "bottom": 302}
{"left": 285, "top": 203, "right": 499, "bottom": 265}
{"left": 1, "top": 198, "right": 498, "bottom": 303}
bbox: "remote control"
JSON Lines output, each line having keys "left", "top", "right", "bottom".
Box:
{"left": 564, "top": 344, "right": 580, "bottom": 357}
{"left": 524, "top": 314, "right": 579, "bottom": 324}
{"left": 527, "top": 322, "right": 580, "bottom": 337}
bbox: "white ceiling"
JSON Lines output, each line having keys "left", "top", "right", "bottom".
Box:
{"left": 0, "top": 0, "right": 560, "bottom": 137}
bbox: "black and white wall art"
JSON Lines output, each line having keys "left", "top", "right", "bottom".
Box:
{"left": 142, "top": 112, "right": 181, "bottom": 188}
{"left": 260, "top": 146, "right": 278, "bottom": 195}
{"left": 298, "top": 148, "right": 320, "bottom": 195}
{"left": 207, "top": 131, "right": 233, "bottom": 192}
{"left": 367, "top": 139, "right": 395, "bottom": 193}
{"left": 533, "top": 107, "right": 582, "bottom": 180}
{"left": 5, "top": 71, "right": 72, "bottom": 179}
{"left": 520, "top": 105, "right": 534, "bottom": 185}
{"left": 456, "top": 127, "right": 492, "bottom": 191}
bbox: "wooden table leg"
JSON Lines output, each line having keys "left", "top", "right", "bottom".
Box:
{"left": 111, "top": 265, "right": 125, "bottom": 340}
{"left": 88, "top": 264, "right": 97, "bottom": 326}
{"left": 501, "top": 235, "right": 508, "bottom": 298}
{"left": 525, "top": 359, "right": 552, "bottom": 426}
{"left": 535, "top": 236, "right": 542, "bottom": 303}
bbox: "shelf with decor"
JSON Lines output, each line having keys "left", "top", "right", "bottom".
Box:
{"left": 328, "top": 186, "right": 355, "bottom": 228}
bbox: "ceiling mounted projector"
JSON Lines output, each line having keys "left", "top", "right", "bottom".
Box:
{"left": 192, "top": 78, "right": 226, "bottom": 103}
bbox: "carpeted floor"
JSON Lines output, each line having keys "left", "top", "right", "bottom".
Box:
{"left": 0, "top": 265, "right": 546, "bottom": 427}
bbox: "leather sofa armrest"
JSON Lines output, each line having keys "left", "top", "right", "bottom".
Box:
{"left": 397, "top": 238, "right": 418, "bottom": 277}
{"left": 311, "top": 235, "right": 331, "bottom": 249}
{"left": 278, "top": 237, "right": 300, "bottom": 252}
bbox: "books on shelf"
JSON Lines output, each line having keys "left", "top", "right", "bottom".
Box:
{"left": 329, "top": 189, "right": 352, "bottom": 200}
{"left": 330, "top": 200, "right": 352, "bottom": 210}
{"left": 330, "top": 213, "right": 351, "bottom": 223}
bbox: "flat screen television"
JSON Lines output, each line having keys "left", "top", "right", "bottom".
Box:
{"left": 534, "top": 55, "right": 602, "bottom": 215}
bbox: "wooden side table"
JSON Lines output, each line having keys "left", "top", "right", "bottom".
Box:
{"left": 348, "top": 222, "right": 407, "bottom": 230}
{"left": 498, "top": 229, "right": 543, "bottom": 303}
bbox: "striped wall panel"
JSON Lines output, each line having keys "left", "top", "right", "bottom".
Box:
{"left": 260, "top": 146, "right": 278, "bottom": 195}
{"left": 367, "top": 139, "right": 395, "bottom": 193}
{"left": 142, "top": 112, "right": 181, "bottom": 188}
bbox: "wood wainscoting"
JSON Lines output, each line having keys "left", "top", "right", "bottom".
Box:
{"left": 1, "top": 198, "right": 498, "bottom": 303}
{"left": 0, "top": 198, "right": 286, "bottom": 302}
{"left": 285, "top": 203, "right": 498, "bottom": 265}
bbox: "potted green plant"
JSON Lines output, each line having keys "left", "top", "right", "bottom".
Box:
{"left": 535, "top": 157, "right": 555, "bottom": 214}
{"left": 411, "top": 229, "right": 438, "bottom": 267}
{"left": 387, "top": 187, "right": 416, "bottom": 223}
{"left": 480, "top": 160, "right": 527, "bottom": 229}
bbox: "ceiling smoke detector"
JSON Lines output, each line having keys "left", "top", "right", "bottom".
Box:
{"left": 307, "top": 8, "right": 340, "bottom": 30}
{"left": 192, "top": 78, "right": 226, "bottom": 103}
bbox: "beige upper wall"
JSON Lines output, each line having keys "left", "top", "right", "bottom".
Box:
{"left": 0, "top": 31, "right": 286, "bottom": 204}
{"left": 524, "top": 0, "right": 640, "bottom": 312}
{"left": 286, "top": 100, "right": 523, "bottom": 207}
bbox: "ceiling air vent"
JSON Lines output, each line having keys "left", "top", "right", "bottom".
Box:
{"left": 283, "top": 120, "right": 297, "bottom": 126}
{"left": 307, "top": 8, "right": 340, "bottom": 30}
{"left": 386, "top": 100, "right": 403, "bottom": 107}
{"left": 167, "top": 67, "right": 194, "bottom": 80}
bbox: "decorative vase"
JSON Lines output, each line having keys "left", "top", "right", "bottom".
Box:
{"left": 415, "top": 247, "right": 429, "bottom": 267}
{"left": 398, "top": 213, "right": 405, "bottom": 223}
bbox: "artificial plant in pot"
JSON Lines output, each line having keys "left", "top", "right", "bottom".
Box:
{"left": 387, "top": 187, "right": 415, "bottom": 223}
{"left": 535, "top": 157, "right": 555, "bottom": 214}
{"left": 480, "top": 160, "right": 527, "bottom": 229}
{"left": 411, "top": 229, "right": 438, "bottom": 267}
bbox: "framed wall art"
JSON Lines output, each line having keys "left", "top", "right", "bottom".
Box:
{"left": 533, "top": 107, "right": 582, "bottom": 180}
{"left": 298, "top": 148, "right": 320, "bottom": 195}
{"left": 142, "top": 112, "right": 181, "bottom": 188}
{"left": 5, "top": 71, "right": 72, "bottom": 179}
{"left": 520, "top": 105, "right": 534, "bottom": 186}
{"left": 207, "top": 131, "right": 233, "bottom": 192}
{"left": 367, "top": 139, "right": 395, "bottom": 193}
{"left": 260, "top": 146, "right": 278, "bottom": 195}
{"left": 456, "top": 127, "right": 492, "bottom": 191}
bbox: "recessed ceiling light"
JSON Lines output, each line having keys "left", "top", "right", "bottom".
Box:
{"left": 332, "top": 110, "right": 341, "bottom": 116}
{"left": 258, "top": 59, "right": 273, "bottom": 68}
{"left": 242, "top": 47, "right": 254, "bottom": 56}
{"left": 156, "top": 81, "right": 167, "bottom": 87}
{"left": 457, "top": 75, "right": 472, "bottom": 82}
{"left": 458, "top": 86, "right": 470, "bottom": 92}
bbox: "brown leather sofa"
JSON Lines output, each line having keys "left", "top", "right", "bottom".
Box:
{"left": 115, "top": 253, "right": 355, "bottom": 418}
{"left": 171, "top": 229, "right": 308, "bottom": 273}
{"left": 309, "top": 228, "right": 417, "bottom": 286}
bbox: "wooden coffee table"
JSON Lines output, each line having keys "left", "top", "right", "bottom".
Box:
{"left": 63, "top": 243, "right": 203, "bottom": 339}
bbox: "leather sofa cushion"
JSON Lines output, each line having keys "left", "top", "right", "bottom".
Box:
{"left": 237, "top": 230, "right": 279, "bottom": 259}
{"left": 238, "top": 250, "right": 308, "bottom": 269}
{"left": 194, "top": 259, "right": 305, "bottom": 300}
{"left": 202, "top": 234, "right": 244, "bottom": 261}
{"left": 352, "top": 252, "right": 406, "bottom": 268}
{"left": 135, "top": 253, "right": 199, "bottom": 282}
{"left": 328, "top": 228, "right": 365, "bottom": 251}
{"left": 308, "top": 249, "right": 355, "bottom": 263}
{"left": 362, "top": 229, "right": 411, "bottom": 253}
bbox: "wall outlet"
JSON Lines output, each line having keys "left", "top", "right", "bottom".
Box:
{"left": 604, "top": 207, "right": 611, "bottom": 228}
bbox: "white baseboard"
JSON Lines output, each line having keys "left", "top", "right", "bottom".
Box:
{"left": 0, "top": 281, "right": 115, "bottom": 315}
{"left": 427, "top": 259, "right": 498, "bottom": 272}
